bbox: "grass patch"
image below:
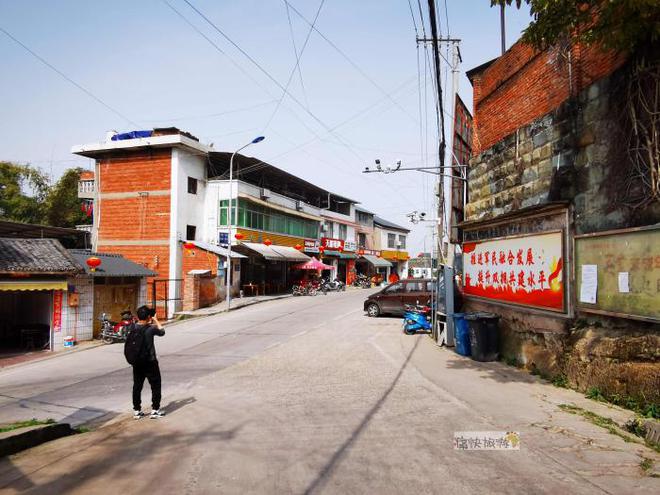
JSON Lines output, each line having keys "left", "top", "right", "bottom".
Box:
{"left": 559, "top": 404, "right": 660, "bottom": 453}
{"left": 586, "top": 386, "right": 607, "bottom": 402}
{"left": 640, "top": 458, "right": 653, "bottom": 472}
{"left": 74, "top": 426, "right": 91, "bottom": 434}
{"left": 551, "top": 374, "right": 568, "bottom": 388}
{"left": 0, "top": 418, "right": 55, "bottom": 433}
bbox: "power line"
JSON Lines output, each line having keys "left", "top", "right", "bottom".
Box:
{"left": 263, "top": 0, "right": 325, "bottom": 131}
{"left": 139, "top": 99, "right": 278, "bottom": 123}
{"left": 406, "top": 0, "right": 420, "bottom": 36}
{"left": 283, "top": 0, "right": 310, "bottom": 109}
{"left": 283, "top": 0, "right": 418, "bottom": 124}
{"left": 0, "top": 25, "right": 139, "bottom": 127}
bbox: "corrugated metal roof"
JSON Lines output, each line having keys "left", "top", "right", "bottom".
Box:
{"left": 361, "top": 254, "right": 392, "bottom": 268}
{"left": 190, "top": 240, "right": 247, "bottom": 259}
{"left": 68, "top": 250, "right": 156, "bottom": 277}
{"left": 0, "top": 239, "right": 82, "bottom": 274}
{"left": 373, "top": 216, "right": 410, "bottom": 232}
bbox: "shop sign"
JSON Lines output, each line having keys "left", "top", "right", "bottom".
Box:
{"left": 52, "top": 290, "right": 63, "bottom": 333}
{"left": 462, "top": 231, "right": 564, "bottom": 312}
{"left": 357, "top": 248, "right": 381, "bottom": 257}
{"left": 304, "top": 239, "right": 320, "bottom": 253}
{"left": 344, "top": 240, "right": 357, "bottom": 252}
{"left": 218, "top": 232, "right": 229, "bottom": 247}
{"left": 322, "top": 237, "right": 344, "bottom": 250}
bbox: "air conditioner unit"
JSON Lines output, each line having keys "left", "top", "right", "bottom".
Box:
{"left": 295, "top": 200, "right": 303, "bottom": 211}
{"left": 260, "top": 188, "right": 271, "bottom": 199}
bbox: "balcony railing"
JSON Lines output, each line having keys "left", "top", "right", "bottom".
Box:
{"left": 78, "top": 180, "right": 95, "bottom": 198}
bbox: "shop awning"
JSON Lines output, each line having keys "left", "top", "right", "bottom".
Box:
{"left": 271, "top": 246, "right": 310, "bottom": 262}
{"left": 186, "top": 241, "right": 247, "bottom": 259}
{"left": 0, "top": 280, "right": 67, "bottom": 291}
{"left": 360, "top": 255, "right": 392, "bottom": 268}
{"left": 323, "top": 250, "right": 357, "bottom": 259}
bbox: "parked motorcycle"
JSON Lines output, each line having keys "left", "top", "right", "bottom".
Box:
{"left": 402, "top": 304, "right": 433, "bottom": 335}
{"left": 292, "top": 281, "right": 319, "bottom": 297}
{"left": 352, "top": 274, "right": 371, "bottom": 289}
{"left": 320, "top": 278, "right": 346, "bottom": 294}
{"left": 99, "top": 310, "right": 135, "bottom": 344}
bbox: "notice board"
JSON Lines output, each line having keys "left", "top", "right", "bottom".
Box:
{"left": 575, "top": 226, "right": 660, "bottom": 322}
{"left": 462, "top": 231, "right": 565, "bottom": 312}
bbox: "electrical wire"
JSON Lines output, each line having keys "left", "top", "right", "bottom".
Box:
{"left": 284, "top": 0, "right": 310, "bottom": 109}
{"left": 263, "top": 0, "right": 325, "bottom": 131}
{"left": 139, "top": 99, "right": 278, "bottom": 123}
{"left": 0, "top": 25, "right": 138, "bottom": 127}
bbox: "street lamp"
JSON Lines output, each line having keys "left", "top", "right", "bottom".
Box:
{"left": 226, "top": 135, "right": 265, "bottom": 311}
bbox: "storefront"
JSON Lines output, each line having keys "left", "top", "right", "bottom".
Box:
{"left": 235, "top": 242, "right": 310, "bottom": 295}
{"left": 355, "top": 249, "right": 392, "bottom": 282}
{"left": 0, "top": 239, "right": 84, "bottom": 356}
{"left": 319, "top": 238, "right": 357, "bottom": 284}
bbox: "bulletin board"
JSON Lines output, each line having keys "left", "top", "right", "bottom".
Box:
{"left": 575, "top": 226, "right": 660, "bottom": 322}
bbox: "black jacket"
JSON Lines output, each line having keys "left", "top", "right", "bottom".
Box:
{"left": 135, "top": 324, "right": 165, "bottom": 362}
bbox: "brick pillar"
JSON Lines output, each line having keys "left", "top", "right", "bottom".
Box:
{"left": 182, "top": 273, "right": 201, "bottom": 311}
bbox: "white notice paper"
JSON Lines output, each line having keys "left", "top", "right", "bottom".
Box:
{"left": 618, "top": 272, "right": 630, "bottom": 293}
{"left": 580, "top": 265, "right": 598, "bottom": 304}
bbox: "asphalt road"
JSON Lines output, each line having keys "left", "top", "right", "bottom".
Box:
{"left": 0, "top": 289, "right": 657, "bottom": 494}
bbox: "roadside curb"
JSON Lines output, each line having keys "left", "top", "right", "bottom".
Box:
{"left": 0, "top": 340, "right": 106, "bottom": 371}
{"left": 0, "top": 423, "right": 74, "bottom": 457}
{"left": 170, "top": 294, "right": 293, "bottom": 324}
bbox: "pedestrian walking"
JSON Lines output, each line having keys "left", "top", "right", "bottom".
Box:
{"left": 124, "top": 305, "right": 166, "bottom": 419}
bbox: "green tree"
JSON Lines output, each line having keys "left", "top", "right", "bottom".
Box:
{"left": 46, "top": 167, "right": 91, "bottom": 228}
{"left": 0, "top": 161, "right": 49, "bottom": 224}
{"left": 491, "top": 1, "right": 660, "bottom": 52}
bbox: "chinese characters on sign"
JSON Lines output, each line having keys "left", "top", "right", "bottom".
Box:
{"left": 343, "top": 240, "right": 357, "bottom": 252}
{"left": 304, "top": 239, "right": 320, "bottom": 253}
{"left": 321, "top": 238, "right": 344, "bottom": 250}
{"left": 52, "top": 290, "right": 63, "bottom": 333}
{"left": 454, "top": 431, "right": 520, "bottom": 450}
{"left": 463, "top": 232, "right": 564, "bottom": 311}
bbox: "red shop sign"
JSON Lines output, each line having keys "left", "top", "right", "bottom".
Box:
{"left": 52, "top": 290, "right": 63, "bottom": 333}
{"left": 321, "top": 237, "right": 344, "bottom": 251}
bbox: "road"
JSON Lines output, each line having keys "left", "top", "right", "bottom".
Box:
{"left": 0, "top": 290, "right": 657, "bottom": 494}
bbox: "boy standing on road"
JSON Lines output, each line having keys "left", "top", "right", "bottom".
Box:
{"left": 131, "top": 306, "right": 166, "bottom": 419}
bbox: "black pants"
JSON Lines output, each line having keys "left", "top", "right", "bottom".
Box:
{"left": 132, "top": 360, "right": 161, "bottom": 411}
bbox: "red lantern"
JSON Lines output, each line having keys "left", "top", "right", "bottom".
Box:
{"left": 183, "top": 242, "right": 195, "bottom": 250}
{"left": 376, "top": 253, "right": 381, "bottom": 258}
{"left": 264, "top": 239, "right": 272, "bottom": 246}
{"left": 294, "top": 244, "right": 303, "bottom": 251}
{"left": 235, "top": 232, "right": 244, "bottom": 241}
{"left": 319, "top": 246, "right": 325, "bottom": 254}
{"left": 338, "top": 246, "right": 344, "bottom": 253}
{"left": 417, "top": 253, "right": 424, "bottom": 258}
{"left": 86, "top": 256, "right": 102, "bottom": 272}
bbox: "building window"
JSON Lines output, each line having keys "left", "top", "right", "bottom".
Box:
{"left": 219, "top": 199, "right": 319, "bottom": 238}
{"left": 339, "top": 224, "right": 347, "bottom": 240}
{"left": 186, "top": 225, "right": 196, "bottom": 240}
{"left": 358, "top": 233, "right": 366, "bottom": 248}
{"left": 398, "top": 235, "right": 406, "bottom": 249}
{"left": 187, "top": 177, "right": 198, "bottom": 194}
{"left": 325, "top": 221, "right": 334, "bottom": 237}
{"left": 387, "top": 233, "right": 396, "bottom": 249}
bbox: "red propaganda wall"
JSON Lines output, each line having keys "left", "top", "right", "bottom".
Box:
{"left": 463, "top": 232, "right": 565, "bottom": 312}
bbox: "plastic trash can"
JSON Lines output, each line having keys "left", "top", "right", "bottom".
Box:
{"left": 453, "top": 313, "right": 471, "bottom": 357}
{"left": 464, "top": 312, "right": 500, "bottom": 362}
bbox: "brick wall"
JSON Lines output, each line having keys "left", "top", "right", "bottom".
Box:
{"left": 471, "top": 41, "right": 626, "bottom": 154}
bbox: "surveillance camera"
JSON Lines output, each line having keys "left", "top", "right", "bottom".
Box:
{"left": 420, "top": 212, "right": 426, "bottom": 217}
{"left": 396, "top": 159, "right": 402, "bottom": 166}
{"left": 375, "top": 159, "right": 381, "bottom": 165}
{"left": 364, "top": 166, "right": 370, "bottom": 172}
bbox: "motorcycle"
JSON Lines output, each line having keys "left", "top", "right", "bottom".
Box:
{"left": 99, "top": 310, "right": 136, "bottom": 344}
{"left": 320, "top": 278, "right": 346, "bottom": 294}
{"left": 292, "top": 281, "right": 319, "bottom": 297}
{"left": 353, "top": 274, "right": 371, "bottom": 289}
{"left": 402, "top": 304, "right": 433, "bottom": 335}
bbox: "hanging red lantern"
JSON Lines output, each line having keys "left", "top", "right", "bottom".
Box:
{"left": 417, "top": 253, "right": 424, "bottom": 258}
{"left": 234, "top": 232, "right": 244, "bottom": 241}
{"left": 319, "top": 246, "right": 325, "bottom": 254}
{"left": 183, "top": 242, "right": 195, "bottom": 250}
{"left": 294, "top": 244, "right": 303, "bottom": 251}
{"left": 263, "top": 239, "right": 272, "bottom": 246}
{"left": 86, "top": 256, "right": 102, "bottom": 272}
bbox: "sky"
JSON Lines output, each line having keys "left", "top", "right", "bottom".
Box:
{"left": 0, "top": 0, "right": 532, "bottom": 254}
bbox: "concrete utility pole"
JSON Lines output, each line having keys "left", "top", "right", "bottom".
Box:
{"left": 500, "top": 4, "right": 506, "bottom": 55}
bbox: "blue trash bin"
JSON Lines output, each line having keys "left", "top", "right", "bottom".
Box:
{"left": 453, "top": 313, "right": 471, "bottom": 357}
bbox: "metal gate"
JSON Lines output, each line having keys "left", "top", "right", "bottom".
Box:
{"left": 151, "top": 278, "right": 183, "bottom": 319}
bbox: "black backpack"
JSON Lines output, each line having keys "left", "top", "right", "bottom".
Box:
{"left": 124, "top": 324, "right": 149, "bottom": 365}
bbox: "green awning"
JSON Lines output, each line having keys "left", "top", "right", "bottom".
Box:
{"left": 323, "top": 250, "right": 357, "bottom": 259}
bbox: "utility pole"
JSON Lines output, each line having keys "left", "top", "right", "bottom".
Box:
{"left": 500, "top": 4, "right": 506, "bottom": 55}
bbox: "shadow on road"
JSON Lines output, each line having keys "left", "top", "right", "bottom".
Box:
{"left": 442, "top": 351, "right": 540, "bottom": 385}
{"left": 163, "top": 396, "right": 196, "bottom": 415}
{"left": 302, "top": 337, "right": 422, "bottom": 495}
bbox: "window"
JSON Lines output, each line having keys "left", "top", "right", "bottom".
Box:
{"left": 339, "top": 224, "right": 347, "bottom": 240}
{"left": 384, "top": 283, "right": 403, "bottom": 294}
{"left": 358, "top": 233, "right": 366, "bottom": 248}
{"left": 387, "top": 233, "right": 396, "bottom": 249}
{"left": 218, "top": 199, "right": 319, "bottom": 238}
{"left": 325, "top": 221, "right": 334, "bottom": 237}
{"left": 187, "top": 177, "right": 198, "bottom": 194}
{"left": 398, "top": 235, "right": 406, "bottom": 249}
{"left": 186, "top": 225, "right": 196, "bottom": 240}
{"left": 405, "top": 282, "right": 424, "bottom": 292}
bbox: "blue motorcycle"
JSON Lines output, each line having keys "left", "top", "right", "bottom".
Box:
{"left": 402, "top": 304, "right": 433, "bottom": 335}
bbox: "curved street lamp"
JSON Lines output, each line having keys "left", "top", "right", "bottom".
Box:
{"left": 226, "top": 136, "right": 265, "bottom": 311}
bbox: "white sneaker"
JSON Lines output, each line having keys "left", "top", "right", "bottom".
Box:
{"left": 150, "top": 409, "right": 165, "bottom": 419}
{"left": 133, "top": 410, "right": 145, "bottom": 420}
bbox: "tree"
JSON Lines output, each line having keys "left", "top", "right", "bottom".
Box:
{"left": 491, "top": 1, "right": 660, "bottom": 53}
{"left": 46, "top": 168, "right": 91, "bottom": 228}
{"left": 0, "top": 161, "right": 49, "bottom": 224}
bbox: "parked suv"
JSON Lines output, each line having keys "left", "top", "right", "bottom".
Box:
{"left": 364, "top": 278, "right": 435, "bottom": 317}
